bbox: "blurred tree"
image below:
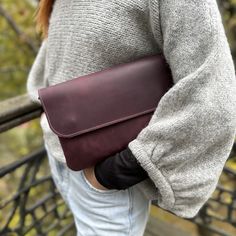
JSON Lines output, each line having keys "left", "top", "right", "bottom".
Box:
{"left": 0, "top": 0, "right": 40, "bottom": 100}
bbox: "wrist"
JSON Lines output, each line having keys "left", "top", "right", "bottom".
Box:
{"left": 92, "top": 166, "right": 110, "bottom": 190}
{"left": 94, "top": 163, "right": 115, "bottom": 190}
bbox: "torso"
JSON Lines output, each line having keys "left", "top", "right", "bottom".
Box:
{"left": 45, "top": 0, "right": 162, "bottom": 86}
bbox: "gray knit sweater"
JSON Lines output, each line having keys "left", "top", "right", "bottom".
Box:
{"left": 26, "top": 0, "right": 236, "bottom": 218}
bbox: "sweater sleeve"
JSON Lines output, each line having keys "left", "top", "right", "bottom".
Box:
{"left": 26, "top": 39, "right": 48, "bottom": 105}
{"left": 128, "top": 0, "right": 236, "bottom": 218}
{"left": 94, "top": 147, "right": 148, "bottom": 190}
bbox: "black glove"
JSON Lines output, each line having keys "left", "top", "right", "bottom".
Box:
{"left": 94, "top": 147, "right": 149, "bottom": 190}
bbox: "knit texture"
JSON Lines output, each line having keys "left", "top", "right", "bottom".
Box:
{"left": 26, "top": 0, "right": 236, "bottom": 218}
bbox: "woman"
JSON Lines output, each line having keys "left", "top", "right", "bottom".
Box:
{"left": 26, "top": 0, "right": 236, "bottom": 235}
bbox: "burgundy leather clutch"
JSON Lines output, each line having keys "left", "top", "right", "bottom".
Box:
{"left": 38, "top": 54, "right": 173, "bottom": 171}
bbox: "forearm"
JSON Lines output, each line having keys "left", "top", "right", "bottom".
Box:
{"left": 94, "top": 147, "right": 149, "bottom": 190}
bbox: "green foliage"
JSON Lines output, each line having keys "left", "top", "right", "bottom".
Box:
{"left": 0, "top": 0, "right": 40, "bottom": 101}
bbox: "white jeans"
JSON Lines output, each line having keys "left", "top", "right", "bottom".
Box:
{"left": 45, "top": 144, "right": 151, "bottom": 236}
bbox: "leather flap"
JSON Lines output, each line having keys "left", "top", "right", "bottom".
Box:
{"left": 38, "top": 55, "right": 173, "bottom": 138}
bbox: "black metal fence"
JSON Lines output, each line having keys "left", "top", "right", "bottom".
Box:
{"left": 0, "top": 95, "right": 75, "bottom": 235}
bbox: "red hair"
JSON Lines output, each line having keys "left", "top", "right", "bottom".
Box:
{"left": 34, "top": 0, "right": 55, "bottom": 39}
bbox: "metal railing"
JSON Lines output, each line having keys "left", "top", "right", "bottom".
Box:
{"left": 0, "top": 95, "right": 75, "bottom": 235}
{"left": 0, "top": 94, "right": 236, "bottom": 236}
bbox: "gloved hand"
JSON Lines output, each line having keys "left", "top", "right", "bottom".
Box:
{"left": 94, "top": 147, "right": 149, "bottom": 190}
